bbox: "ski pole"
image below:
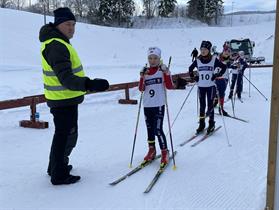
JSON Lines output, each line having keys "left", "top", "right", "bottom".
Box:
{"left": 216, "top": 87, "right": 232, "bottom": 147}
{"left": 164, "top": 56, "right": 177, "bottom": 170}
{"left": 243, "top": 74, "right": 268, "bottom": 101}
{"left": 227, "top": 73, "right": 236, "bottom": 117}
{"left": 129, "top": 91, "right": 143, "bottom": 168}
{"left": 249, "top": 66, "right": 251, "bottom": 97}
{"left": 129, "top": 64, "right": 148, "bottom": 168}
{"left": 197, "top": 87, "right": 200, "bottom": 118}
{"left": 233, "top": 72, "right": 239, "bottom": 108}
{"left": 170, "top": 83, "right": 196, "bottom": 129}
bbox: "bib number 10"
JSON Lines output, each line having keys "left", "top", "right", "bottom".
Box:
{"left": 201, "top": 74, "right": 210, "bottom": 80}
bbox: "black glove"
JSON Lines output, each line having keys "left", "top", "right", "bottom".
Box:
{"left": 189, "top": 72, "right": 197, "bottom": 82}
{"left": 176, "top": 77, "right": 188, "bottom": 89}
{"left": 85, "top": 78, "right": 109, "bottom": 92}
{"left": 211, "top": 74, "right": 218, "bottom": 81}
{"left": 140, "top": 66, "right": 148, "bottom": 76}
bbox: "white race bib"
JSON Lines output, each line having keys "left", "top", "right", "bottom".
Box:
{"left": 143, "top": 70, "right": 165, "bottom": 107}
{"left": 197, "top": 57, "right": 216, "bottom": 87}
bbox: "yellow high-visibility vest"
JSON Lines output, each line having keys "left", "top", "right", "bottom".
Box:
{"left": 41, "top": 38, "right": 86, "bottom": 100}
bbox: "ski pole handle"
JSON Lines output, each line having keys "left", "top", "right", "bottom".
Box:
{"left": 168, "top": 56, "right": 172, "bottom": 69}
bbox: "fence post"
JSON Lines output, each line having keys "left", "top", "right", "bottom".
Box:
{"left": 119, "top": 84, "right": 138, "bottom": 105}
{"left": 19, "top": 97, "right": 49, "bottom": 129}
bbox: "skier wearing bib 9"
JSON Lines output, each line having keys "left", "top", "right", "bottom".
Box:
{"left": 189, "top": 41, "right": 227, "bottom": 135}
{"left": 139, "top": 47, "right": 174, "bottom": 167}
{"left": 214, "top": 46, "right": 232, "bottom": 116}
{"left": 228, "top": 51, "right": 248, "bottom": 100}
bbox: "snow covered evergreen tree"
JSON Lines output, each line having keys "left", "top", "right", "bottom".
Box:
{"left": 187, "top": 0, "right": 223, "bottom": 24}
{"left": 113, "top": 0, "right": 135, "bottom": 25}
{"left": 98, "top": 0, "right": 113, "bottom": 24}
{"left": 187, "top": 0, "right": 204, "bottom": 21}
{"left": 158, "top": 0, "right": 177, "bottom": 17}
{"left": 204, "top": 0, "right": 223, "bottom": 24}
{"left": 98, "top": 0, "right": 135, "bottom": 26}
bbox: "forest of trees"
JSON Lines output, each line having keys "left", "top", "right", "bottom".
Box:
{"left": 0, "top": 0, "right": 224, "bottom": 27}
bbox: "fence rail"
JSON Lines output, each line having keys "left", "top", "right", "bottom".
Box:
{"left": 0, "top": 65, "right": 273, "bottom": 128}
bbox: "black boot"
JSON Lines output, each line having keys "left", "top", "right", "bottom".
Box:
{"left": 51, "top": 174, "right": 81, "bottom": 185}
{"left": 196, "top": 118, "right": 205, "bottom": 134}
{"left": 207, "top": 120, "right": 215, "bottom": 135}
{"left": 218, "top": 107, "right": 230, "bottom": 117}
{"left": 237, "top": 92, "right": 241, "bottom": 99}
{"left": 221, "top": 109, "right": 229, "bottom": 117}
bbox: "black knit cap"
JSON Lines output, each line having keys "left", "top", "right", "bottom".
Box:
{"left": 54, "top": 7, "right": 76, "bottom": 26}
{"left": 200, "top": 40, "right": 212, "bottom": 51}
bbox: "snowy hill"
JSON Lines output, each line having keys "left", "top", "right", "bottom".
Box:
{"left": 0, "top": 8, "right": 275, "bottom": 99}
{"left": 0, "top": 8, "right": 276, "bottom": 210}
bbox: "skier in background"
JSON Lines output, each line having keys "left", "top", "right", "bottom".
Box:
{"left": 191, "top": 48, "right": 199, "bottom": 62}
{"left": 228, "top": 51, "right": 248, "bottom": 101}
{"left": 213, "top": 45, "right": 232, "bottom": 116}
{"left": 139, "top": 47, "right": 174, "bottom": 167}
{"left": 212, "top": 46, "right": 219, "bottom": 56}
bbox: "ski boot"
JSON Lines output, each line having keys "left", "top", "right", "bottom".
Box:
{"left": 196, "top": 118, "right": 205, "bottom": 134}
{"left": 219, "top": 107, "right": 229, "bottom": 117}
{"left": 207, "top": 120, "right": 215, "bottom": 135}
{"left": 51, "top": 174, "right": 81, "bottom": 185}
{"left": 160, "top": 149, "right": 169, "bottom": 169}
{"left": 143, "top": 145, "right": 156, "bottom": 163}
{"left": 237, "top": 92, "right": 241, "bottom": 99}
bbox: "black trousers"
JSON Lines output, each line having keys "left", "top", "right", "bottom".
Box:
{"left": 48, "top": 105, "right": 78, "bottom": 180}
{"left": 144, "top": 106, "right": 168, "bottom": 150}
{"left": 215, "top": 79, "right": 228, "bottom": 98}
{"left": 198, "top": 86, "right": 216, "bottom": 121}
{"left": 230, "top": 73, "right": 243, "bottom": 96}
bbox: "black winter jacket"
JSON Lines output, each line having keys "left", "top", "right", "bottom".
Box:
{"left": 39, "top": 23, "right": 89, "bottom": 108}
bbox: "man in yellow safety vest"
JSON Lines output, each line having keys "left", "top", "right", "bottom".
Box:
{"left": 39, "top": 7, "right": 109, "bottom": 185}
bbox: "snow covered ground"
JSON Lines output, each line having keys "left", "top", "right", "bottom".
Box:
{"left": 0, "top": 8, "right": 275, "bottom": 210}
